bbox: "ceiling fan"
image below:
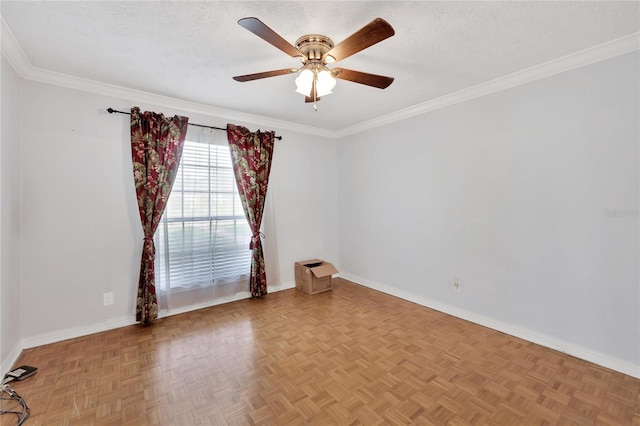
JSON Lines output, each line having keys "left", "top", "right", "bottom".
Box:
{"left": 233, "top": 17, "right": 395, "bottom": 108}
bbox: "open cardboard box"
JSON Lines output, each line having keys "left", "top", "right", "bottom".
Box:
{"left": 294, "top": 259, "right": 339, "bottom": 295}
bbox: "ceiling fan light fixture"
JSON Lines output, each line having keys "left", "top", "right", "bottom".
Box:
{"left": 295, "top": 68, "right": 314, "bottom": 96}
{"left": 316, "top": 69, "right": 336, "bottom": 97}
{"left": 295, "top": 65, "right": 336, "bottom": 98}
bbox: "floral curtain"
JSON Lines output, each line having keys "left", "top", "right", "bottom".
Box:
{"left": 227, "top": 124, "right": 276, "bottom": 297}
{"left": 131, "top": 107, "right": 189, "bottom": 324}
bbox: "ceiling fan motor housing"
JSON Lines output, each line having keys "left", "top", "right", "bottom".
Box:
{"left": 295, "top": 35, "right": 335, "bottom": 64}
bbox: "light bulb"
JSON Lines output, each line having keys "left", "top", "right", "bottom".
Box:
{"left": 316, "top": 69, "right": 336, "bottom": 97}
{"left": 295, "top": 69, "right": 314, "bottom": 97}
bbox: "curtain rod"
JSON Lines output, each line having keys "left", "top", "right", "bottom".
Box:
{"left": 106, "top": 108, "right": 282, "bottom": 140}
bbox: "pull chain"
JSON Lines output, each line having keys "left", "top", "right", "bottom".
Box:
{"left": 314, "top": 74, "right": 318, "bottom": 111}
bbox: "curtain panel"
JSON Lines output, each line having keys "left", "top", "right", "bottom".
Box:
{"left": 226, "top": 124, "right": 276, "bottom": 297}
{"left": 131, "top": 107, "right": 189, "bottom": 324}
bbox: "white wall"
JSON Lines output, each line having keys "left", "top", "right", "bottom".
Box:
{"left": 1, "top": 55, "right": 22, "bottom": 372}
{"left": 337, "top": 52, "right": 639, "bottom": 376}
{"left": 3, "top": 44, "right": 638, "bottom": 379}
{"left": 18, "top": 80, "right": 338, "bottom": 345}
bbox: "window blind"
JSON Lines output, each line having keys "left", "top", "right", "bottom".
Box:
{"left": 155, "top": 138, "right": 252, "bottom": 293}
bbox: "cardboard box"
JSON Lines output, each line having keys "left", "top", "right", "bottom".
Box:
{"left": 295, "top": 259, "right": 339, "bottom": 295}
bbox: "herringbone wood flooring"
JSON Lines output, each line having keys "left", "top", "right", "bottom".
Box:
{"left": 4, "top": 279, "right": 639, "bottom": 425}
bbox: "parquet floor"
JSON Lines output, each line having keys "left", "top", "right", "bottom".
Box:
{"left": 3, "top": 279, "right": 639, "bottom": 425}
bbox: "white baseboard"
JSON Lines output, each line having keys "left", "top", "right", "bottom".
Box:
{"left": 21, "top": 315, "right": 137, "bottom": 351}
{"left": 18, "top": 280, "right": 297, "bottom": 355}
{"left": 271, "top": 281, "right": 296, "bottom": 292}
{"left": 339, "top": 273, "right": 640, "bottom": 379}
{"left": 157, "top": 280, "right": 296, "bottom": 317}
{"left": 1, "top": 342, "right": 23, "bottom": 378}
{"left": 17, "top": 278, "right": 635, "bottom": 380}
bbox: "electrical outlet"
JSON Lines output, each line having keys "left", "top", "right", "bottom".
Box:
{"left": 452, "top": 279, "right": 461, "bottom": 293}
{"left": 103, "top": 292, "right": 114, "bottom": 306}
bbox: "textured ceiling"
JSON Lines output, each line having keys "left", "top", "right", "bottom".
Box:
{"left": 1, "top": 1, "right": 638, "bottom": 132}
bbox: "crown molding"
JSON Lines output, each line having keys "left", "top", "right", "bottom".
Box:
{"left": 25, "top": 66, "right": 336, "bottom": 138}
{"left": 2, "top": 15, "right": 638, "bottom": 140}
{"left": 0, "top": 17, "right": 335, "bottom": 138}
{"left": 1, "top": 16, "right": 32, "bottom": 76}
{"left": 335, "top": 31, "right": 640, "bottom": 139}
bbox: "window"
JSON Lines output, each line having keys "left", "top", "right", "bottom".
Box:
{"left": 155, "top": 130, "right": 252, "bottom": 302}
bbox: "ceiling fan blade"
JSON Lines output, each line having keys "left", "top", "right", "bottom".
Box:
{"left": 233, "top": 68, "right": 297, "bottom": 82}
{"left": 238, "top": 17, "right": 303, "bottom": 58}
{"left": 324, "top": 18, "right": 395, "bottom": 63}
{"left": 332, "top": 68, "right": 394, "bottom": 89}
